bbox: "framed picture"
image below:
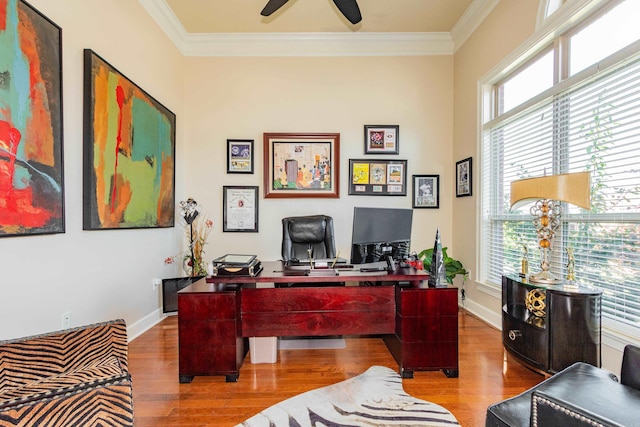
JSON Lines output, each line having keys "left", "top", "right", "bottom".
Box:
{"left": 227, "top": 139, "right": 253, "bottom": 174}
{"left": 364, "top": 125, "right": 399, "bottom": 154}
{"left": 456, "top": 157, "right": 472, "bottom": 197}
{"left": 348, "top": 159, "right": 407, "bottom": 196}
{"left": 0, "top": 0, "right": 64, "bottom": 238}
{"left": 412, "top": 175, "right": 440, "bottom": 208}
{"left": 83, "top": 49, "right": 176, "bottom": 230}
{"left": 223, "top": 186, "right": 259, "bottom": 232}
{"left": 263, "top": 132, "right": 340, "bottom": 199}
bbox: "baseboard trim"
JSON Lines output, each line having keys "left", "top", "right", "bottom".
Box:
{"left": 127, "top": 309, "right": 165, "bottom": 341}
{"left": 460, "top": 298, "right": 501, "bottom": 330}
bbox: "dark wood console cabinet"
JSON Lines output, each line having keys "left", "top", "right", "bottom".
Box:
{"left": 177, "top": 262, "right": 459, "bottom": 382}
{"left": 502, "top": 275, "right": 602, "bottom": 375}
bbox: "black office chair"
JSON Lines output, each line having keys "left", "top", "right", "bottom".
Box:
{"left": 281, "top": 215, "right": 336, "bottom": 262}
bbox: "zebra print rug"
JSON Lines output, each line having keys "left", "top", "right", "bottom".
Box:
{"left": 236, "top": 365, "right": 460, "bottom": 427}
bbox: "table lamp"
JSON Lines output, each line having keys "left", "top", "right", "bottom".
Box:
{"left": 510, "top": 171, "right": 591, "bottom": 284}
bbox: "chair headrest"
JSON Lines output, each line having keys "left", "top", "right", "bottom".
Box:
{"left": 287, "top": 217, "right": 327, "bottom": 243}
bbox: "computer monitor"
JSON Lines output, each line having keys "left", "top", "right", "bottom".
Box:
{"left": 350, "top": 207, "right": 413, "bottom": 264}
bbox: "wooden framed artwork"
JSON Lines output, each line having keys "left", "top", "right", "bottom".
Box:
{"left": 263, "top": 132, "right": 340, "bottom": 199}
{"left": 348, "top": 159, "right": 407, "bottom": 196}
{"left": 0, "top": 0, "right": 64, "bottom": 237}
{"left": 83, "top": 49, "right": 176, "bottom": 230}
{"left": 412, "top": 174, "right": 440, "bottom": 208}
{"left": 227, "top": 139, "right": 253, "bottom": 174}
{"left": 364, "top": 125, "right": 399, "bottom": 154}
{"left": 456, "top": 157, "right": 472, "bottom": 197}
{"left": 223, "top": 186, "right": 259, "bottom": 232}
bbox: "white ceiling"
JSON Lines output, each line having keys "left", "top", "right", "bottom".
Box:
{"left": 163, "top": 0, "right": 474, "bottom": 33}
{"left": 138, "top": 0, "right": 499, "bottom": 56}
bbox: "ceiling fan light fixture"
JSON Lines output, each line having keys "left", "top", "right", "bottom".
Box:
{"left": 260, "top": 0, "right": 362, "bottom": 25}
{"left": 261, "top": 0, "right": 290, "bottom": 17}
{"left": 332, "top": 0, "right": 362, "bottom": 24}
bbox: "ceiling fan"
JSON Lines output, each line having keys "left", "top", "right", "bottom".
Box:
{"left": 261, "top": 0, "right": 362, "bottom": 25}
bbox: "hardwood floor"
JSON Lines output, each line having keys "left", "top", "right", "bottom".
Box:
{"left": 129, "top": 309, "right": 543, "bottom": 426}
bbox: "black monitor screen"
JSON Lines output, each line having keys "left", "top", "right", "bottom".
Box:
{"left": 350, "top": 207, "right": 413, "bottom": 264}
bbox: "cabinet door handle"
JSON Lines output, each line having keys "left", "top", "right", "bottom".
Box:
{"left": 508, "top": 330, "right": 522, "bottom": 340}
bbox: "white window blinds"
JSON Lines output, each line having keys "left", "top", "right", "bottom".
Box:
{"left": 481, "top": 48, "right": 640, "bottom": 329}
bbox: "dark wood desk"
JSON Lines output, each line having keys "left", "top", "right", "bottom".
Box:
{"left": 178, "top": 261, "right": 458, "bottom": 382}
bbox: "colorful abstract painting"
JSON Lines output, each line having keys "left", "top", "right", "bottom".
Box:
{"left": 0, "top": 0, "right": 64, "bottom": 237}
{"left": 83, "top": 49, "right": 175, "bottom": 230}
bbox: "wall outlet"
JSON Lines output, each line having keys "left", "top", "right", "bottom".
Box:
{"left": 153, "top": 278, "right": 162, "bottom": 290}
{"left": 61, "top": 311, "right": 71, "bottom": 329}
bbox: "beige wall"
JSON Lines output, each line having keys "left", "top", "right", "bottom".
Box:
{"left": 452, "top": 0, "right": 539, "bottom": 323}
{"left": 1, "top": 1, "right": 455, "bottom": 340}
{"left": 181, "top": 55, "right": 455, "bottom": 262}
{"left": 1, "top": 0, "right": 185, "bottom": 340}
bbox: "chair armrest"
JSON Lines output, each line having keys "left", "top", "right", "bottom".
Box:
{"left": 531, "top": 383, "right": 640, "bottom": 427}
{"left": 621, "top": 344, "right": 640, "bottom": 390}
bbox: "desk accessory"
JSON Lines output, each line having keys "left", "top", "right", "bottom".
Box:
{"left": 211, "top": 254, "right": 262, "bottom": 277}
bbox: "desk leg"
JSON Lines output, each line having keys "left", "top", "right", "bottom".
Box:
{"left": 179, "top": 375, "right": 194, "bottom": 384}
{"left": 444, "top": 369, "right": 459, "bottom": 378}
{"left": 401, "top": 368, "right": 414, "bottom": 379}
{"left": 225, "top": 374, "right": 239, "bottom": 382}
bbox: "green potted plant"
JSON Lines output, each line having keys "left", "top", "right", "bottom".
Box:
{"left": 418, "top": 247, "right": 468, "bottom": 284}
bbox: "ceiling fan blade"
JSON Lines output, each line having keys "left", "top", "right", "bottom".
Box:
{"left": 332, "top": 0, "right": 362, "bottom": 24}
{"left": 261, "top": 0, "right": 290, "bottom": 16}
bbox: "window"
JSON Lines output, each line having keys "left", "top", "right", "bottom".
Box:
{"left": 481, "top": 0, "right": 640, "bottom": 331}
{"left": 569, "top": 0, "right": 640, "bottom": 76}
{"left": 497, "top": 49, "right": 554, "bottom": 114}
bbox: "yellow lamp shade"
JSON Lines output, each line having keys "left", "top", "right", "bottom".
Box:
{"left": 510, "top": 171, "right": 591, "bottom": 210}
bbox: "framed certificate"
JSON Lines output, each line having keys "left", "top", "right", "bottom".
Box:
{"left": 223, "top": 186, "right": 259, "bottom": 232}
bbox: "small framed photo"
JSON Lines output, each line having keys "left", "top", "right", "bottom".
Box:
{"left": 227, "top": 139, "right": 254, "bottom": 174}
{"left": 456, "top": 157, "right": 472, "bottom": 197}
{"left": 364, "top": 125, "right": 399, "bottom": 154}
{"left": 223, "top": 186, "right": 259, "bottom": 232}
{"left": 412, "top": 175, "right": 439, "bottom": 208}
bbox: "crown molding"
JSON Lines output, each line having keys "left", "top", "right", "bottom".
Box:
{"left": 451, "top": 0, "right": 499, "bottom": 52}
{"left": 180, "top": 32, "right": 453, "bottom": 57}
{"left": 139, "top": 0, "right": 490, "bottom": 57}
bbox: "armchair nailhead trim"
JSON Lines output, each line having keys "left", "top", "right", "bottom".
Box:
{"left": 532, "top": 395, "right": 606, "bottom": 427}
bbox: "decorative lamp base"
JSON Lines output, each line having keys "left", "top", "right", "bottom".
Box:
{"left": 529, "top": 269, "right": 561, "bottom": 284}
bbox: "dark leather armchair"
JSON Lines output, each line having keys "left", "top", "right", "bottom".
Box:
{"left": 281, "top": 215, "right": 336, "bottom": 262}
{"left": 486, "top": 344, "right": 640, "bottom": 427}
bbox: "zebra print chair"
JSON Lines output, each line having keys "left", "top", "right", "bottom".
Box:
{"left": 0, "top": 319, "right": 133, "bottom": 426}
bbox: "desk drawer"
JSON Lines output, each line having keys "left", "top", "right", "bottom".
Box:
{"left": 396, "top": 314, "right": 457, "bottom": 342}
{"left": 241, "top": 286, "right": 395, "bottom": 312}
{"left": 242, "top": 310, "right": 395, "bottom": 337}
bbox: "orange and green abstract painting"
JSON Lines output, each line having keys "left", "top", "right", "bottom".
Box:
{"left": 83, "top": 49, "right": 175, "bottom": 230}
{"left": 0, "top": 0, "right": 64, "bottom": 237}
